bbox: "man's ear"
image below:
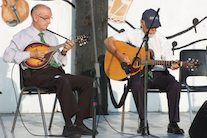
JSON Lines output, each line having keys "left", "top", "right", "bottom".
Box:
{"left": 140, "top": 20, "right": 144, "bottom": 28}
{"left": 33, "top": 15, "right": 38, "bottom": 22}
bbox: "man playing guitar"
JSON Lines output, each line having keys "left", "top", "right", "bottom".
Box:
{"left": 104, "top": 8, "right": 184, "bottom": 135}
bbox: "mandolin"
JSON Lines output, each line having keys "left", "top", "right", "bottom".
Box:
{"left": 24, "top": 34, "right": 90, "bottom": 70}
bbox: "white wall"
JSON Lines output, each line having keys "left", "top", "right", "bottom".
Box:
{"left": 0, "top": 0, "right": 207, "bottom": 113}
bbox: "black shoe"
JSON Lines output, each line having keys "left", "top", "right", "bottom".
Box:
{"left": 75, "top": 124, "right": 98, "bottom": 135}
{"left": 62, "top": 125, "right": 81, "bottom": 138}
{"left": 137, "top": 120, "right": 150, "bottom": 135}
{"left": 167, "top": 122, "right": 184, "bottom": 134}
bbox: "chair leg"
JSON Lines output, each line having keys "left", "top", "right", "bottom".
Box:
{"left": 48, "top": 96, "right": 57, "bottom": 130}
{"left": 0, "top": 114, "right": 8, "bottom": 138}
{"left": 11, "top": 90, "right": 24, "bottom": 133}
{"left": 121, "top": 102, "right": 125, "bottom": 132}
{"left": 186, "top": 85, "right": 193, "bottom": 123}
{"left": 37, "top": 89, "right": 48, "bottom": 136}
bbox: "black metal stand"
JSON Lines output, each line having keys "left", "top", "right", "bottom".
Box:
{"left": 90, "top": 0, "right": 101, "bottom": 137}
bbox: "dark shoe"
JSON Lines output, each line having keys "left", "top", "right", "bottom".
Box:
{"left": 137, "top": 120, "right": 150, "bottom": 135}
{"left": 75, "top": 124, "right": 98, "bottom": 135}
{"left": 167, "top": 122, "right": 184, "bottom": 134}
{"left": 62, "top": 125, "right": 81, "bottom": 138}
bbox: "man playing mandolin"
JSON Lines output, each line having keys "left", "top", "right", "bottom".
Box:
{"left": 3, "top": 4, "right": 97, "bottom": 138}
{"left": 104, "top": 9, "right": 184, "bottom": 135}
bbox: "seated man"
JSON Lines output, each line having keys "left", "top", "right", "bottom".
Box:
{"left": 3, "top": 4, "right": 97, "bottom": 138}
{"left": 104, "top": 8, "right": 184, "bottom": 135}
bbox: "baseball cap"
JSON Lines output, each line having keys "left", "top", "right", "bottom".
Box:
{"left": 142, "top": 8, "right": 161, "bottom": 28}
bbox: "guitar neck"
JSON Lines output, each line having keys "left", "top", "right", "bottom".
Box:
{"left": 140, "top": 59, "right": 181, "bottom": 67}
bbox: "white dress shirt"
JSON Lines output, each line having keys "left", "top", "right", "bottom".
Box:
{"left": 3, "top": 24, "right": 67, "bottom": 70}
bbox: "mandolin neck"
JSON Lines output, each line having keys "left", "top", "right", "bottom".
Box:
{"left": 48, "top": 39, "right": 76, "bottom": 52}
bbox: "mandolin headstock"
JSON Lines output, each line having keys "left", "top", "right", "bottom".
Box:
{"left": 76, "top": 34, "right": 90, "bottom": 47}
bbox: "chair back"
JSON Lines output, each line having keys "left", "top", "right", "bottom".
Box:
{"left": 19, "top": 65, "right": 24, "bottom": 89}
{"left": 19, "top": 64, "right": 32, "bottom": 89}
{"left": 179, "top": 49, "right": 207, "bottom": 85}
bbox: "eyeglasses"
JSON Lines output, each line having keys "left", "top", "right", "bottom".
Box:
{"left": 37, "top": 14, "right": 53, "bottom": 21}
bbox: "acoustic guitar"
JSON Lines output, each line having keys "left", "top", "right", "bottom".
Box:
{"left": 24, "top": 34, "right": 90, "bottom": 70}
{"left": 104, "top": 41, "right": 200, "bottom": 80}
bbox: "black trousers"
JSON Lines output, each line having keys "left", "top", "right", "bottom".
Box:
{"left": 130, "top": 70, "right": 181, "bottom": 123}
{"left": 24, "top": 67, "right": 94, "bottom": 125}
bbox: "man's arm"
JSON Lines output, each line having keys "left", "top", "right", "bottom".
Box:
{"left": 104, "top": 36, "right": 130, "bottom": 64}
{"left": 3, "top": 41, "right": 30, "bottom": 64}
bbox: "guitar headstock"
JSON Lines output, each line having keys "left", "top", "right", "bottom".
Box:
{"left": 76, "top": 34, "right": 90, "bottom": 47}
{"left": 181, "top": 58, "right": 201, "bottom": 71}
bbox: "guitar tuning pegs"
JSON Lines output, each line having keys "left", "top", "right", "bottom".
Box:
{"left": 190, "top": 68, "right": 194, "bottom": 72}
{"left": 188, "top": 57, "right": 191, "bottom": 61}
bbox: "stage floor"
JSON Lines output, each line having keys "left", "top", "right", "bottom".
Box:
{"left": 0, "top": 111, "right": 193, "bottom": 138}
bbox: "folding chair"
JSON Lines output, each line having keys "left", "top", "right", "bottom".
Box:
{"left": 179, "top": 49, "right": 207, "bottom": 123}
{"left": 120, "top": 86, "right": 165, "bottom": 132}
{"left": 11, "top": 65, "right": 58, "bottom": 135}
{"left": 0, "top": 92, "right": 8, "bottom": 138}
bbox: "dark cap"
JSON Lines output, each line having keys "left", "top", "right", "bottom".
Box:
{"left": 142, "top": 8, "right": 161, "bottom": 28}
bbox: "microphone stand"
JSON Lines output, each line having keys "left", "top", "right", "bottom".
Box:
{"left": 124, "top": 8, "right": 160, "bottom": 137}
{"left": 90, "top": 0, "right": 101, "bottom": 137}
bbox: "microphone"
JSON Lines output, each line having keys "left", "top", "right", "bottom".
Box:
{"left": 192, "top": 18, "right": 199, "bottom": 33}
{"left": 121, "top": 62, "right": 129, "bottom": 75}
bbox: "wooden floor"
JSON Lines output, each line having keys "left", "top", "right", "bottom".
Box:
{"left": 0, "top": 111, "right": 194, "bottom": 138}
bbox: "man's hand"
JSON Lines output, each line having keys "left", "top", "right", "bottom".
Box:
{"left": 171, "top": 59, "right": 180, "bottom": 70}
{"left": 30, "top": 50, "right": 45, "bottom": 60}
{"left": 61, "top": 41, "right": 75, "bottom": 56}
{"left": 115, "top": 50, "right": 131, "bottom": 64}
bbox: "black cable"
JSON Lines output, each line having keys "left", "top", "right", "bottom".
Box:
{"left": 46, "top": 29, "right": 71, "bottom": 41}
{"left": 101, "top": 110, "right": 142, "bottom": 136}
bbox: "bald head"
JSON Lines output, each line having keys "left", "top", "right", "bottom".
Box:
{"left": 31, "top": 4, "right": 52, "bottom": 32}
{"left": 31, "top": 4, "right": 51, "bottom": 19}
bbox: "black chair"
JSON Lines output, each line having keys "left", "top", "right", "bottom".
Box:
{"left": 179, "top": 49, "right": 207, "bottom": 123}
{"left": 11, "top": 65, "right": 58, "bottom": 135}
{"left": 0, "top": 92, "right": 8, "bottom": 138}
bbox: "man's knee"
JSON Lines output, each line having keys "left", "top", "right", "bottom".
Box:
{"left": 167, "top": 82, "right": 181, "bottom": 93}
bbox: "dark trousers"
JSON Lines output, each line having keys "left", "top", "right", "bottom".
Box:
{"left": 24, "top": 67, "right": 94, "bottom": 125}
{"left": 130, "top": 70, "right": 181, "bottom": 123}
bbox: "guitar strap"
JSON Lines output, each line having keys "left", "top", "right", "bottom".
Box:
{"left": 107, "top": 67, "right": 151, "bottom": 108}
{"left": 107, "top": 77, "right": 128, "bottom": 108}
{"left": 107, "top": 75, "right": 135, "bottom": 108}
